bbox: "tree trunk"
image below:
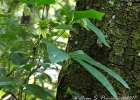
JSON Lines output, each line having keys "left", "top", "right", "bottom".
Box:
{"left": 56, "top": 0, "right": 140, "bottom": 99}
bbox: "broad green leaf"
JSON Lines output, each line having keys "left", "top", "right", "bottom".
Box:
{"left": 74, "top": 9, "right": 104, "bottom": 21}
{"left": 2, "top": 85, "right": 15, "bottom": 90}
{"left": 19, "top": 0, "right": 55, "bottom": 6}
{"left": 0, "top": 77, "right": 15, "bottom": 86}
{"left": 58, "top": 3, "right": 72, "bottom": 20}
{"left": 42, "top": 38, "right": 70, "bottom": 63}
{"left": 25, "top": 84, "right": 47, "bottom": 100}
{"left": 69, "top": 50, "right": 129, "bottom": 89}
{"left": 54, "top": 24, "right": 76, "bottom": 32}
{"left": 11, "top": 51, "right": 29, "bottom": 65}
{"left": 0, "top": 34, "right": 16, "bottom": 39}
{"left": 84, "top": 18, "right": 110, "bottom": 47}
{"left": 74, "top": 58, "right": 117, "bottom": 98}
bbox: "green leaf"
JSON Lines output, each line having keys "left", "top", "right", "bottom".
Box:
{"left": 66, "top": 87, "right": 72, "bottom": 95}
{"left": 0, "top": 77, "right": 16, "bottom": 86}
{"left": 0, "top": 34, "right": 16, "bottom": 39}
{"left": 45, "top": 89, "right": 54, "bottom": 98}
{"left": 74, "top": 9, "right": 104, "bottom": 21}
{"left": 22, "top": 64, "right": 32, "bottom": 71}
{"left": 11, "top": 51, "right": 29, "bottom": 65}
{"left": 0, "top": 68, "right": 6, "bottom": 75}
{"left": 69, "top": 50, "right": 130, "bottom": 89}
{"left": 25, "top": 84, "right": 47, "bottom": 100}
{"left": 60, "top": 32, "right": 69, "bottom": 38}
{"left": 71, "top": 91, "right": 82, "bottom": 96}
{"left": 19, "top": 0, "right": 33, "bottom": 5}
{"left": 38, "top": 62, "right": 51, "bottom": 69}
{"left": 57, "top": 62, "right": 67, "bottom": 70}
{"left": 19, "top": 0, "right": 55, "bottom": 6}
{"left": 74, "top": 58, "right": 117, "bottom": 98}
{"left": 37, "top": 73, "right": 52, "bottom": 83}
{"left": 42, "top": 38, "right": 70, "bottom": 63}
{"left": 2, "top": 85, "right": 15, "bottom": 90}
{"left": 49, "top": 21, "right": 59, "bottom": 27}
{"left": 84, "top": 18, "right": 110, "bottom": 47}
{"left": 54, "top": 24, "right": 76, "bottom": 32}
{"left": 58, "top": 3, "right": 72, "bottom": 20}
{"left": 80, "top": 19, "right": 90, "bottom": 30}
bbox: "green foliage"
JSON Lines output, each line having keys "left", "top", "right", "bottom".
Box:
{"left": 0, "top": 77, "right": 16, "bottom": 86}
{"left": 58, "top": 2, "right": 72, "bottom": 21}
{"left": 0, "top": 34, "right": 16, "bottom": 39}
{"left": 19, "top": 0, "right": 55, "bottom": 6}
{"left": 42, "top": 38, "right": 70, "bottom": 64}
{"left": 69, "top": 50, "right": 130, "bottom": 98}
{"left": 25, "top": 84, "right": 48, "bottom": 100}
{"left": 73, "top": 9, "right": 104, "bottom": 21}
{"left": 0, "top": 0, "right": 129, "bottom": 99}
{"left": 69, "top": 50, "right": 129, "bottom": 89}
{"left": 80, "top": 18, "right": 110, "bottom": 47}
{"left": 54, "top": 24, "right": 76, "bottom": 32}
{"left": 11, "top": 51, "right": 29, "bottom": 65}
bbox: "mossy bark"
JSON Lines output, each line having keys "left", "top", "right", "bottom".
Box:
{"left": 56, "top": 0, "right": 140, "bottom": 99}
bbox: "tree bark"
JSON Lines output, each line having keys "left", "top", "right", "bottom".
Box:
{"left": 56, "top": 0, "right": 140, "bottom": 99}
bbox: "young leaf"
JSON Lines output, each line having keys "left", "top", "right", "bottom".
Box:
{"left": 66, "top": 87, "right": 72, "bottom": 95}
{"left": 69, "top": 50, "right": 130, "bottom": 89}
{"left": 11, "top": 51, "right": 29, "bottom": 65}
{"left": 25, "top": 84, "right": 47, "bottom": 100}
{"left": 74, "top": 9, "right": 104, "bottom": 21}
{"left": 84, "top": 18, "right": 110, "bottom": 47}
{"left": 74, "top": 58, "right": 118, "bottom": 98}
{"left": 80, "top": 19, "right": 90, "bottom": 30}
{"left": 0, "top": 77, "right": 16, "bottom": 86}
{"left": 42, "top": 38, "right": 70, "bottom": 63}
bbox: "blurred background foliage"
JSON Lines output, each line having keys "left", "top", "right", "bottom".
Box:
{"left": 0, "top": 0, "right": 76, "bottom": 99}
